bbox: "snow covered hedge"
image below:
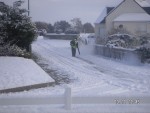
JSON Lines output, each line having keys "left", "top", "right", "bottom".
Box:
{"left": 106, "top": 34, "right": 139, "bottom": 48}
{"left": 0, "top": 36, "right": 30, "bottom": 58}
{"left": 96, "top": 32, "right": 150, "bottom": 63}
{"left": 97, "top": 33, "right": 150, "bottom": 49}
{"left": 0, "top": 1, "right": 37, "bottom": 52}
{"left": 136, "top": 47, "right": 150, "bottom": 63}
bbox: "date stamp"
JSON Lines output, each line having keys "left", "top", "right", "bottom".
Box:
{"left": 114, "top": 98, "right": 140, "bottom": 104}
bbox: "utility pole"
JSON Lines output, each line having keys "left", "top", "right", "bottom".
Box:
{"left": 28, "top": 0, "right": 30, "bottom": 16}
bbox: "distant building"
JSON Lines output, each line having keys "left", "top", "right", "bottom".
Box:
{"left": 95, "top": 0, "right": 150, "bottom": 39}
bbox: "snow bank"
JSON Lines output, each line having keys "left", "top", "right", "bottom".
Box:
{"left": 0, "top": 57, "right": 54, "bottom": 90}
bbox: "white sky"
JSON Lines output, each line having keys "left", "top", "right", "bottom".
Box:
{"left": 2, "top": 0, "right": 146, "bottom": 25}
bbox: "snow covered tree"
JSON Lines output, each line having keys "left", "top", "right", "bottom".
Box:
{"left": 47, "top": 23, "right": 54, "bottom": 33}
{"left": 71, "top": 18, "right": 83, "bottom": 33}
{"left": 82, "top": 23, "right": 94, "bottom": 33}
{"left": 65, "top": 27, "right": 79, "bottom": 34}
{"left": 35, "top": 21, "right": 49, "bottom": 31}
{"left": 54, "top": 21, "right": 71, "bottom": 33}
{"left": 0, "top": 1, "right": 37, "bottom": 51}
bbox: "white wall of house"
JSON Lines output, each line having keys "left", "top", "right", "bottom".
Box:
{"left": 95, "top": 7, "right": 107, "bottom": 38}
{"left": 147, "top": 22, "right": 150, "bottom": 33}
{"left": 106, "top": 0, "right": 146, "bottom": 36}
{"left": 95, "top": 23, "right": 100, "bottom": 38}
{"left": 95, "top": 23, "right": 106, "bottom": 38}
{"left": 114, "top": 21, "right": 150, "bottom": 35}
{"left": 99, "top": 24, "right": 106, "bottom": 38}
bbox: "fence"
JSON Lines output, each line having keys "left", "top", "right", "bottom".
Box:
{"left": 44, "top": 33, "right": 78, "bottom": 40}
{"left": 95, "top": 45, "right": 141, "bottom": 64}
{"left": 0, "top": 86, "right": 150, "bottom": 112}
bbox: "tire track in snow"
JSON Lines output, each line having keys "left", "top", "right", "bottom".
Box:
{"left": 77, "top": 55, "right": 150, "bottom": 93}
{"left": 32, "top": 41, "right": 123, "bottom": 94}
{"left": 32, "top": 39, "right": 150, "bottom": 94}
{"left": 34, "top": 41, "right": 102, "bottom": 77}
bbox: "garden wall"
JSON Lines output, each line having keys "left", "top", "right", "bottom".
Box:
{"left": 95, "top": 45, "right": 141, "bottom": 64}
{"left": 44, "top": 34, "right": 79, "bottom": 40}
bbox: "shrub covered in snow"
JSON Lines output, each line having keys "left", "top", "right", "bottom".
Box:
{"left": 138, "top": 33, "right": 150, "bottom": 45}
{"left": 105, "top": 33, "right": 150, "bottom": 63}
{"left": 0, "top": 38, "right": 31, "bottom": 58}
{"left": 0, "top": 1, "right": 37, "bottom": 51}
{"left": 0, "top": 35, "right": 30, "bottom": 58}
{"left": 136, "top": 46, "right": 150, "bottom": 63}
{"left": 98, "top": 33, "right": 149, "bottom": 48}
{"left": 105, "top": 34, "right": 139, "bottom": 48}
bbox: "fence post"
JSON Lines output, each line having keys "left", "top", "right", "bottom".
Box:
{"left": 65, "top": 86, "right": 72, "bottom": 110}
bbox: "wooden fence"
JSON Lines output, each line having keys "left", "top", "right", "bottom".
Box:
{"left": 0, "top": 86, "right": 150, "bottom": 112}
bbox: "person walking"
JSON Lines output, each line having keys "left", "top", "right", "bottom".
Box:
{"left": 70, "top": 38, "right": 79, "bottom": 57}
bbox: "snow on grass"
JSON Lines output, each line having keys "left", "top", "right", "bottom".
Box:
{"left": 0, "top": 57, "right": 54, "bottom": 90}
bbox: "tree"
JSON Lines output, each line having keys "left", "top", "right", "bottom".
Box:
{"left": 35, "top": 22, "right": 55, "bottom": 33}
{"left": 71, "top": 18, "right": 83, "bottom": 33}
{"left": 82, "top": 23, "right": 94, "bottom": 33}
{"left": 54, "top": 20, "right": 71, "bottom": 33}
{"left": 35, "top": 21, "right": 48, "bottom": 31}
{"left": 65, "top": 27, "right": 79, "bottom": 34}
{"left": 47, "top": 23, "right": 54, "bottom": 33}
{"left": 0, "top": 1, "right": 36, "bottom": 51}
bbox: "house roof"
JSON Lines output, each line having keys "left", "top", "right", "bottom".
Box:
{"left": 143, "top": 7, "right": 150, "bottom": 14}
{"left": 95, "top": 7, "right": 114, "bottom": 24}
{"left": 136, "top": 0, "right": 150, "bottom": 7}
{"left": 96, "top": 0, "right": 150, "bottom": 24}
{"left": 113, "top": 13, "right": 150, "bottom": 22}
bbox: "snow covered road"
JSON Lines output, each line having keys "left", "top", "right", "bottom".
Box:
{"left": 32, "top": 37, "right": 150, "bottom": 96}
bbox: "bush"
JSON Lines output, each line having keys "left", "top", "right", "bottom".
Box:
{"left": 0, "top": 37, "right": 31, "bottom": 58}
{"left": 65, "top": 28, "right": 79, "bottom": 34}
{"left": 136, "top": 47, "right": 150, "bottom": 63}
{"left": 138, "top": 33, "right": 150, "bottom": 45}
{"left": 0, "top": 1, "right": 37, "bottom": 51}
{"left": 105, "top": 34, "right": 139, "bottom": 48}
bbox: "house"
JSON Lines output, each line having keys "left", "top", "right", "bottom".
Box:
{"left": 95, "top": 0, "right": 150, "bottom": 39}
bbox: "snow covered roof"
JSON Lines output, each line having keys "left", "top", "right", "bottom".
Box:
{"left": 95, "top": 8, "right": 107, "bottom": 24}
{"left": 143, "top": 7, "right": 150, "bottom": 14}
{"left": 114, "top": 13, "right": 150, "bottom": 22}
{"left": 95, "top": 0, "right": 150, "bottom": 24}
{"left": 95, "top": 7, "right": 114, "bottom": 24}
{"left": 136, "top": 0, "right": 150, "bottom": 7}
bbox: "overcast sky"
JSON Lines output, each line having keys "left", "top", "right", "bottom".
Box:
{"left": 1, "top": 0, "right": 123, "bottom": 24}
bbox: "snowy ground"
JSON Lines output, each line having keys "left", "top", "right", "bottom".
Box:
{"left": 31, "top": 36, "right": 150, "bottom": 96}
{"left": 0, "top": 56, "right": 54, "bottom": 90}
{"left": 0, "top": 36, "right": 150, "bottom": 112}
